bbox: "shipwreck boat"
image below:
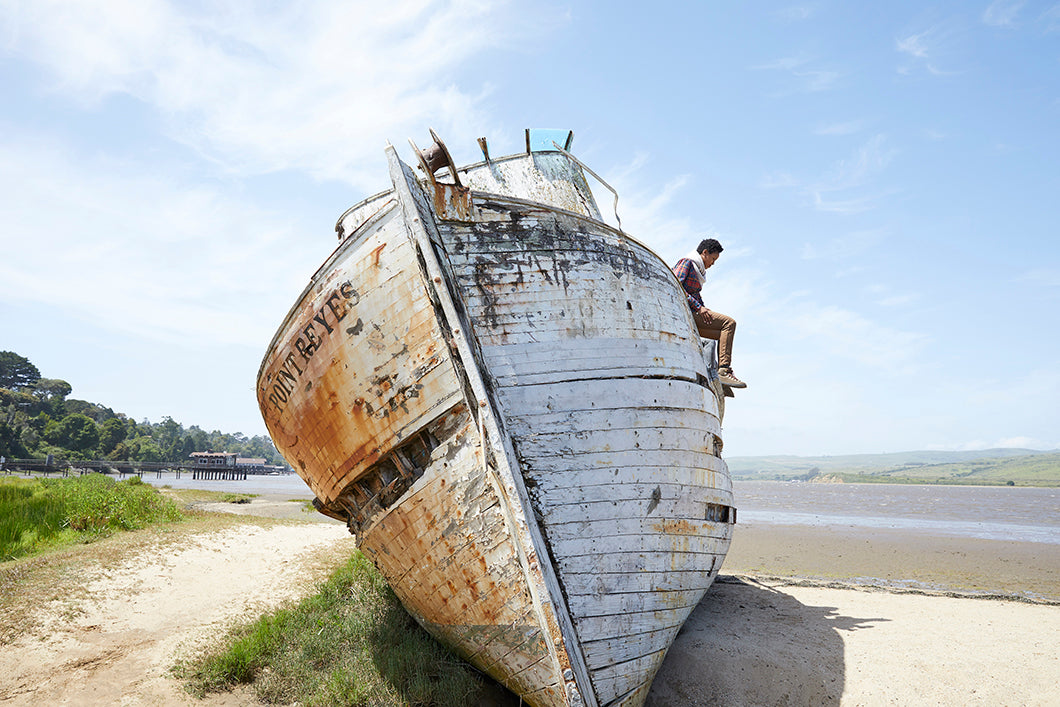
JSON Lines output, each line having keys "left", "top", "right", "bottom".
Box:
{"left": 256, "top": 129, "right": 736, "bottom": 707}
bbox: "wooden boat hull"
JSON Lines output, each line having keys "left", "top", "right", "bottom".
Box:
{"left": 257, "top": 137, "right": 735, "bottom": 707}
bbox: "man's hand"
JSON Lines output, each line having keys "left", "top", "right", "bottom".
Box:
{"left": 698, "top": 306, "right": 714, "bottom": 325}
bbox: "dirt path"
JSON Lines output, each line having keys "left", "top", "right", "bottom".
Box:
{"left": 0, "top": 520, "right": 354, "bottom": 706}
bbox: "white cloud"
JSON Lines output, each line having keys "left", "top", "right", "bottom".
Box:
{"left": 756, "top": 55, "right": 810, "bottom": 71}
{"left": 785, "top": 304, "right": 927, "bottom": 371}
{"left": 877, "top": 293, "right": 919, "bottom": 307}
{"left": 814, "top": 120, "right": 866, "bottom": 136}
{"left": 755, "top": 54, "right": 841, "bottom": 93}
{"left": 801, "top": 229, "right": 886, "bottom": 260}
{"left": 811, "top": 191, "right": 887, "bottom": 215}
{"left": 826, "top": 134, "right": 895, "bottom": 186}
{"left": 809, "top": 135, "right": 897, "bottom": 213}
{"left": 759, "top": 171, "right": 799, "bottom": 189}
{"left": 759, "top": 136, "right": 897, "bottom": 214}
{"left": 983, "top": 0, "right": 1025, "bottom": 27}
{"left": 1043, "top": 4, "right": 1060, "bottom": 32}
{"left": 895, "top": 22, "right": 962, "bottom": 76}
{"left": 896, "top": 30, "right": 931, "bottom": 59}
{"left": 0, "top": 133, "right": 313, "bottom": 347}
{"left": 1018, "top": 267, "right": 1060, "bottom": 287}
{"left": 587, "top": 153, "right": 699, "bottom": 263}
{"left": 0, "top": 0, "right": 538, "bottom": 190}
{"left": 774, "top": 5, "right": 818, "bottom": 21}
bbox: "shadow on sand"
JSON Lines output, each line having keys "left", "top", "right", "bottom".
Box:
{"left": 478, "top": 575, "right": 887, "bottom": 706}
{"left": 645, "top": 575, "right": 887, "bottom": 706}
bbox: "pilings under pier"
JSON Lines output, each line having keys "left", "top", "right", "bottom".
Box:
{"left": 191, "top": 469, "right": 248, "bottom": 480}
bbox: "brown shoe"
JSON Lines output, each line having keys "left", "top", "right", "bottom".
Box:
{"left": 718, "top": 367, "right": 747, "bottom": 388}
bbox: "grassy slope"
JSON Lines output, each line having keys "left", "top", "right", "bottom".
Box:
{"left": 727, "top": 449, "right": 1060, "bottom": 486}
{"left": 1, "top": 484, "right": 500, "bottom": 706}
{"left": 178, "top": 553, "right": 485, "bottom": 707}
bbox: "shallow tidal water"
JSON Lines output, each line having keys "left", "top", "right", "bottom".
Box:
{"left": 135, "top": 471, "right": 1060, "bottom": 545}
{"left": 733, "top": 480, "right": 1060, "bottom": 544}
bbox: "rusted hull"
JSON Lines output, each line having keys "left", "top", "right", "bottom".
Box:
{"left": 257, "top": 137, "right": 734, "bottom": 707}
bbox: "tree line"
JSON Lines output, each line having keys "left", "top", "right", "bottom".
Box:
{"left": 0, "top": 351, "right": 285, "bottom": 467}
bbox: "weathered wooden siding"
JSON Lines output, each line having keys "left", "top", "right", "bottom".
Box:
{"left": 458, "top": 152, "right": 602, "bottom": 221}
{"left": 257, "top": 205, "right": 463, "bottom": 505}
{"left": 384, "top": 148, "right": 594, "bottom": 706}
{"left": 259, "top": 143, "right": 734, "bottom": 707}
{"left": 438, "top": 198, "right": 734, "bottom": 706}
{"left": 258, "top": 189, "right": 572, "bottom": 705}
{"left": 358, "top": 404, "right": 566, "bottom": 705}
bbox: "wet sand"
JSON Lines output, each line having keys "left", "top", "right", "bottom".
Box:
{"left": 724, "top": 520, "right": 1060, "bottom": 602}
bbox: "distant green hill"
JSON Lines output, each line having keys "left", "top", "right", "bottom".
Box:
{"left": 727, "top": 448, "right": 1060, "bottom": 487}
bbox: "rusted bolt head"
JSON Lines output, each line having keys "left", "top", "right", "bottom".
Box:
{"left": 433, "top": 276, "right": 441, "bottom": 283}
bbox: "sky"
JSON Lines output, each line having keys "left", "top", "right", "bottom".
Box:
{"left": 1, "top": 1, "right": 1058, "bottom": 457}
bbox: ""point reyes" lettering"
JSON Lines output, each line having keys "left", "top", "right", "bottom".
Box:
{"left": 266, "top": 281, "right": 360, "bottom": 413}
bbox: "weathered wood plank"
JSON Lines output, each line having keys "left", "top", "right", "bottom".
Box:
{"left": 461, "top": 286, "right": 688, "bottom": 319}
{"left": 546, "top": 527, "right": 731, "bottom": 562}
{"left": 463, "top": 623, "right": 554, "bottom": 696}
{"left": 565, "top": 587, "right": 706, "bottom": 619}
{"left": 508, "top": 411, "right": 725, "bottom": 445}
{"left": 609, "top": 682, "right": 653, "bottom": 707}
{"left": 530, "top": 480, "right": 731, "bottom": 507}
{"left": 472, "top": 325, "right": 695, "bottom": 348}
{"left": 507, "top": 404, "right": 721, "bottom": 440}
{"left": 520, "top": 448, "right": 723, "bottom": 474}
{"left": 445, "top": 230, "right": 655, "bottom": 257}
{"left": 589, "top": 648, "right": 669, "bottom": 706}
{"left": 460, "top": 292, "right": 684, "bottom": 331}
{"left": 513, "top": 427, "right": 722, "bottom": 464}
{"left": 497, "top": 377, "right": 716, "bottom": 416}
{"left": 580, "top": 623, "right": 683, "bottom": 670}
{"left": 481, "top": 337, "right": 702, "bottom": 377}
{"left": 526, "top": 459, "right": 729, "bottom": 492}
{"left": 558, "top": 566, "right": 722, "bottom": 597}
{"left": 574, "top": 609, "right": 689, "bottom": 646}
{"left": 533, "top": 514, "right": 734, "bottom": 544}
{"left": 555, "top": 548, "right": 725, "bottom": 576}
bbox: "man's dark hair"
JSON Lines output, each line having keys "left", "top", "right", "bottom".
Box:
{"left": 697, "top": 238, "right": 724, "bottom": 255}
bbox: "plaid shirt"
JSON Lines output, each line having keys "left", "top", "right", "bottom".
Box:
{"left": 673, "top": 258, "right": 704, "bottom": 312}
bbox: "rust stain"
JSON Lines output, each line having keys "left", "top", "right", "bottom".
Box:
{"left": 371, "top": 242, "right": 387, "bottom": 266}
{"left": 432, "top": 182, "right": 473, "bottom": 221}
{"left": 652, "top": 519, "right": 699, "bottom": 535}
{"left": 256, "top": 233, "right": 463, "bottom": 504}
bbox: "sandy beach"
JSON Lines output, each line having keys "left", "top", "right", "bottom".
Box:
{"left": 646, "top": 521, "right": 1060, "bottom": 706}
{"left": 0, "top": 496, "right": 1057, "bottom": 706}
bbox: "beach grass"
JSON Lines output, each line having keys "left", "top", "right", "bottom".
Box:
{"left": 178, "top": 551, "right": 484, "bottom": 707}
{"left": 0, "top": 474, "right": 184, "bottom": 561}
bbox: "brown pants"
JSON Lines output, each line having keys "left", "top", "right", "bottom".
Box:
{"left": 695, "top": 310, "right": 736, "bottom": 368}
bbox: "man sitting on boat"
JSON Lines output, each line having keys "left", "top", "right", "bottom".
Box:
{"left": 673, "top": 238, "right": 748, "bottom": 389}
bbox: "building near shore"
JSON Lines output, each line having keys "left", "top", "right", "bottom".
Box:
{"left": 189, "top": 451, "right": 286, "bottom": 476}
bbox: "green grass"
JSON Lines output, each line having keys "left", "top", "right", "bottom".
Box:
{"left": 178, "top": 552, "right": 483, "bottom": 706}
{"left": 728, "top": 449, "right": 1060, "bottom": 486}
{"left": 0, "top": 474, "right": 184, "bottom": 561}
{"left": 217, "top": 492, "right": 256, "bottom": 504}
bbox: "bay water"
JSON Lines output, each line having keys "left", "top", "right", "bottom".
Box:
{"left": 140, "top": 472, "right": 1060, "bottom": 545}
